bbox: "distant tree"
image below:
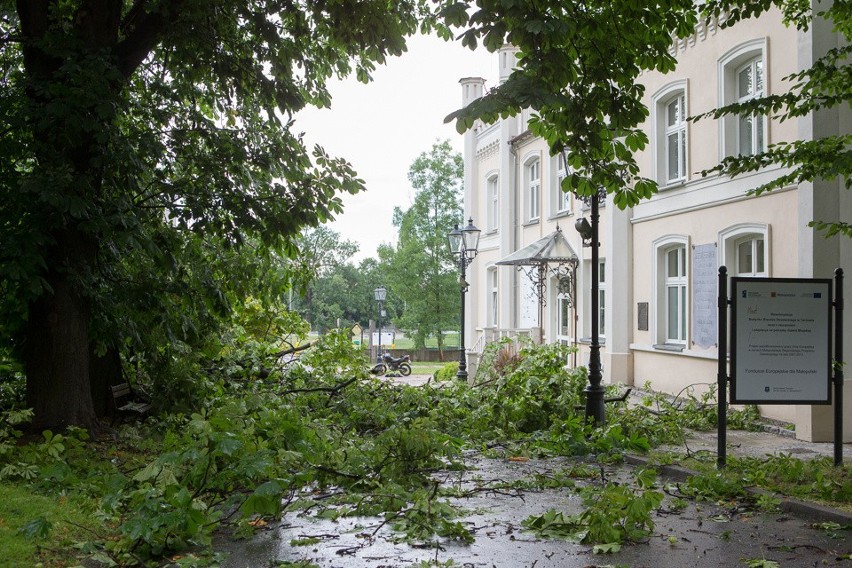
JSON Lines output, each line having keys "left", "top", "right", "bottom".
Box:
{"left": 381, "top": 140, "right": 462, "bottom": 351}
{"left": 0, "top": 1, "right": 425, "bottom": 430}
{"left": 292, "top": 226, "right": 359, "bottom": 331}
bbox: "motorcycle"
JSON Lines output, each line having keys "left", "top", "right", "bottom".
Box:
{"left": 371, "top": 352, "right": 412, "bottom": 377}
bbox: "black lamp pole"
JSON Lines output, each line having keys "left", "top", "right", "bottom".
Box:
{"left": 458, "top": 252, "right": 469, "bottom": 380}
{"left": 448, "top": 219, "right": 481, "bottom": 381}
{"left": 576, "top": 195, "right": 605, "bottom": 424}
{"left": 374, "top": 286, "right": 386, "bottom": 363}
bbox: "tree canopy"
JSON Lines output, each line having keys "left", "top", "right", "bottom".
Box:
{"left": 0, "top": 0, "right": 428, "bottom": 429}
{"left": 439, "top": 0, "right": 849, "bottom": 224}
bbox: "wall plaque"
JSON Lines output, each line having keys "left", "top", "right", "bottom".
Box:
{"left": 637, "top": 302, "right": 648, "bottom": 331}
{"left": 692, "top": 244, "right": 718, "bottom": 348}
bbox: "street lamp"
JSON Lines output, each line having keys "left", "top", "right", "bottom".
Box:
{"left": 374, "top": 285, "right": 387, "bottom": 363}
{"left": 448, "top": 218, "right": 481, "bottom": 380}
{"left": 575, "top": 193, "right": 605, "bottom": 425}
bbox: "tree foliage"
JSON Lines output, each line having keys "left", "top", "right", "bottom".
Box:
{"left": 440, "top": 0, "right": 849, "bottom": 227}
{"left": 439, "top": 0, "right": 700, "bottom": 209}
{"left": 695, "top": 0, "right": 852, "bottom": 238}
{"left": 0, "top": 1, "right": 428, "bottom": 429}
{"left": 380, "top": 140, "right": 462, "bottom": 350}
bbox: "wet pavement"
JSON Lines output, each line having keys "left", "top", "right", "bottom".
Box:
{"left": 215, "top": 376, "right": 852, "bottom": 567}
{"left": 216, "top": 452, "right": 851, "bottom": 567}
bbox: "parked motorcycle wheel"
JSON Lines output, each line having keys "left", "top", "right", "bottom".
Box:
{"left": 371, "top": 363, "right": 387, "bottom": 376}
{"left": 399, "top": 363, "right": 412, "bottom": 377}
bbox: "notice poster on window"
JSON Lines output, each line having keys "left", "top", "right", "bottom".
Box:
{"left": 731, "top": 278, "right": 832, "bottom": 404}
{"left": 519, "top": 275, "right": 538, "bottom": 328}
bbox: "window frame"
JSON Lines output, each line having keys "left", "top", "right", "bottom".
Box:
{"left": 735, "top": 57, "right": 765, "bottom": 156}
{"left": 720, "top": 223, "right": 770, "bottom": 278}
{"left": 487, "top": 266, "right": 498, "bottom": 327}
{"left": 652, "top": 81, "right": 689, "bottom": 187}
{"left": 552, "top": 152, "right": 572, "bottom": 216}
{"left": 718, "top": 39, "right": 768, "bottom": 159}
{"left": 486, "top": 172, "right": 499, "bottom": 232}
{"left": 653, "top": 235, "right": 690, "bottom": 347}
{"left": 524, "top": 156, "right": 541, "bottom": 223}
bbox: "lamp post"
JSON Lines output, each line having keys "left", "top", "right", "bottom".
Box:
{"left": 374, "top": 286, "right": 387, "bottom": 363}
{"left": 575, "top": 194, "right": 605, "bottom": 425}
{"left": 448, "top": 218, "right": 481, "bottom": 380}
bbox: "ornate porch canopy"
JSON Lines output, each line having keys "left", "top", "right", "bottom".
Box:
{"left": 496, "top": 226, "right": 580, "bottom": 347}
{"left": 496, "top": 225, "right": 579, "bottom": 305}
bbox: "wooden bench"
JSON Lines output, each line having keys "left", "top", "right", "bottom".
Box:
{"left": 110, "top": 383, "right": 152, "bottom": 423}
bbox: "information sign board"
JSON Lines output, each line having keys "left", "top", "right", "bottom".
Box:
{"left": 731, "top": 278, "right": 832, "bottom": 404}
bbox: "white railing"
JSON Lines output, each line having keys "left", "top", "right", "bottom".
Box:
{"left": 471, "top": 328, "right": 538, "bottom": 355}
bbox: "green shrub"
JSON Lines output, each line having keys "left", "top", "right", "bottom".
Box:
{"left": 434, "top": 362, "right": 459, "bottom": 381}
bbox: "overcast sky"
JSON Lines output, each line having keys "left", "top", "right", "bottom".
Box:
{"left": 295, "top": 33, "right": 497, "bottom": 263}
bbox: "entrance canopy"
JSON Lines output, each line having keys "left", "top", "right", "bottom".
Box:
{"left": 496, "top": 226, "right": 579, "bottom": 268}
{"left": 496, "top": 226, "right": 580, "bottom": 350}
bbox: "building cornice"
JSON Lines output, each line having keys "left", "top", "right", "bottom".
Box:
{"left": 670, "top": 11, "right": 727, "bottom": 55}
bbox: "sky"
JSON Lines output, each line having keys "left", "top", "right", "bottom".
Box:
{"left": 294, "top": 34, "right": 497, "bottom": 263}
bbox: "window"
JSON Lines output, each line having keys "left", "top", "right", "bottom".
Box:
{"left": 526, "top": 159, "right": 540, "bottom": 222}
{"left": 665, "top": 94, "right": 687, "bottom": 182}
{"left": 553, "top": 152, "right": 571, "bottom": 215}
{"left": 487, "top": 267, "right": 498, "bottom": 327}
{"left": 665, "top": 246, "right": 687, "bottom": 343}
{"left": 719, "top": 40, "right": 767, "bottom": 159}
{"left": 654, "top": 236, "right": 689, "bottom": 347}
{"left": 652, "top": 82, "right": 688, "bottom": 185}
{"left": 737, "top": 58, "right": 764, "bottom": 156}
{"left": 720, "top": 224, "right": 769, "bottom": 278}
{"left": 486, "top": 174, "right": 499, "bottom": 232}
{"left": 558, "top": 295, "right": 571, "bottom": 341}
{"left": 736, "top": 236, "right": 765, "bottom": 276}
{"left": 598, "top": 260, "right": 606, "bottom": 338}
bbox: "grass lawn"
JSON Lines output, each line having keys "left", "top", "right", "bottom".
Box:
{"left": 390, "top": 334, "right": 460, "bottom": 350}
{"left": 409, "top": 362, "right": 447, "bottom": 376}
{"left": 0, "top": 482, "right": 101, "bottom": 567}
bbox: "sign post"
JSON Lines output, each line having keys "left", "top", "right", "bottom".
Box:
{"left": 718, "top": 270, "right": 844, "bottom": 467}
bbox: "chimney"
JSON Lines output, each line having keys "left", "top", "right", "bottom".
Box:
{"left": 459, "top": 76, "right": 486, "bottom": 108}
{"left": 498, "top": 45, "right": 519, "bottom": 84}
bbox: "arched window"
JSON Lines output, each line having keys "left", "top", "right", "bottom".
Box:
{"left": 525, "top": 157, "right": 540, "bottom": 222}
{"left": 486, "top": 173, "right": 499, "bottom": 232}
{"left": 720, "top": 224, "right": 770, "bottom": 277}
{"left": 652, "top": 81, "right": 688, "bottom": 186}
{"left": 552, "top": 152, "right": 571, "bottom": 215}
{"left": 718, "top": 39, "right": 767, "bottom": 158}
{"left": 654, "top": 236, "right": 689, "bottom": 347}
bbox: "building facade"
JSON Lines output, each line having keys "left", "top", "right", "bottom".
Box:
{"left": 459, "top": 7, "right": 852, "bottom": 441}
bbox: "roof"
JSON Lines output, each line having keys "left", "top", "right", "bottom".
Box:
{"left": 495, "top": 227, "right": 579, "bottom": 267}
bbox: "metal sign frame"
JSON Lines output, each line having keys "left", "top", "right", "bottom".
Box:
{"left": 730, "top": 277, "right": 832, "bottom": 405}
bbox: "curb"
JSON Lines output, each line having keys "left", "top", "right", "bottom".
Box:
{"left": 625, "top": 454, "right": 852, "bottom": 525}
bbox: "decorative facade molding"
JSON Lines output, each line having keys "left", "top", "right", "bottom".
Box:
{"left": 669, "top": 12, "right": 725, "bottom": 56}
{"left": 476, "top": 139, "right": 500, "bottom": 160}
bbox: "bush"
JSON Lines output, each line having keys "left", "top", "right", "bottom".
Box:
{"left": 433, "top": 362, "right": 459, "bottom": 381}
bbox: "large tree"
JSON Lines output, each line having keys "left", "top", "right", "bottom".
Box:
{"left": 381, "top": 140, "right": 462, "bottom": 351}
{"left": 0, "top": 1, "right": 425, "bottom": 430}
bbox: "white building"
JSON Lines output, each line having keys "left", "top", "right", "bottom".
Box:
{"left": 459, "top": 7, "right": 852, "bottom": 442}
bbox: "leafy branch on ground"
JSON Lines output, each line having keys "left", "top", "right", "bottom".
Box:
{"left": 0, "top": 330, "right": 849, "bottom": 566}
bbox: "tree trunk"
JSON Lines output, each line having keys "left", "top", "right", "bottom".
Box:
{"left": 24, "top": 232, "right": 100, "bottom": 432}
